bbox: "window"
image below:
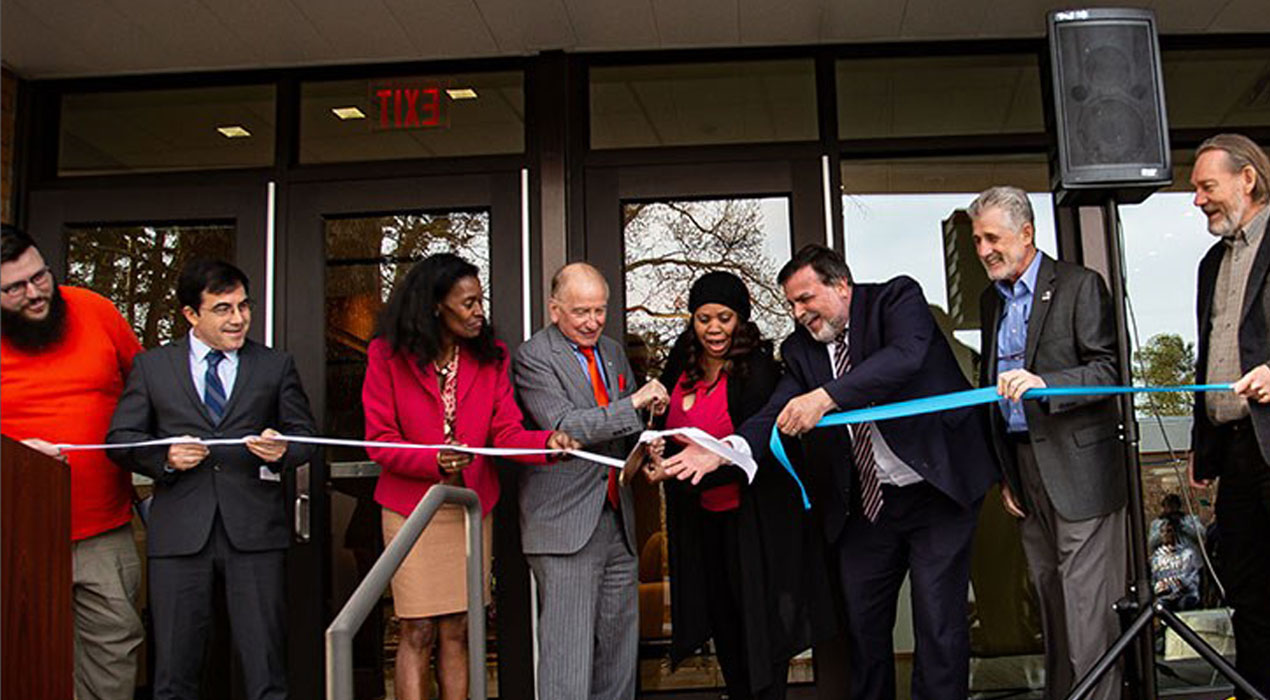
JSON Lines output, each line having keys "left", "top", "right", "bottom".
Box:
{"left": 837, "top": 54, "right": 1045, "bottom": 140}
{"left": 65, "top": 223, "right": 235, "bottom": 346}
{"left": 300, "top": 72, "right": 524, "bottom": 163}
{"left": 592, "top": 60, "right": 818, "bottom": 149}
{"left": 59, "top": 86, "right": 275, "bottom": 175}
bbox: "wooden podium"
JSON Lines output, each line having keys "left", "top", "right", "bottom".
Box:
{"left": 1, "top": 435, "right": 72, "bottom": 700}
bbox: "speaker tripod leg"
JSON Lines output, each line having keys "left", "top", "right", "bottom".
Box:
{"left": 1156, "top": 604, "right": 1267, "bottom": 700}
{"left": 1066, "top": 602, "right": 1154, "bottom": 700}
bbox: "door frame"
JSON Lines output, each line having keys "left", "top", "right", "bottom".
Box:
{"left": 281, "top": 170, "right": 536, "bottom": 698}
{"left": 580, "top": 153, "right": 851, "bottom": 697}
{"left": 25, "top": 180, "right": 299, "bottom": 698}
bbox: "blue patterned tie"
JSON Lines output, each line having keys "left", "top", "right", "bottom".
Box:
{"left": 204, "top": 350, "right": 227, "bottom": 423}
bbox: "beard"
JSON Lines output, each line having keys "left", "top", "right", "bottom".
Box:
{"left": 1206, "top": 198, "right": 1249, "bottom": 238}
{"left": 1, "top": 284, "right": 68, "bottom": 353}
{"left": 800, "top": 310, "right": 846, "bottom": 343}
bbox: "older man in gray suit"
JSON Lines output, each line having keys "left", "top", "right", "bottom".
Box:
{"left": 513, "top": 262, "right": 669, "bottom": 700}
{"left": 971, "top": 186, "right": 1126, "bottom": 700}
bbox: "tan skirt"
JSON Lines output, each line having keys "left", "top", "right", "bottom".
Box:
{"left": 381, "top": 503, "right": 493, "bottom": 618}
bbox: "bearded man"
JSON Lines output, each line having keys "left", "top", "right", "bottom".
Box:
{"left": 1, "top": 224, "right": 146, "bottom": 700}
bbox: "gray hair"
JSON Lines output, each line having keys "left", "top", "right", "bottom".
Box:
{"left": 967, "top": 186, "right": 1034, "bottom": 232}
{"left": 1196, "top": 133, "right": 1270, "bottom": 206}
{"left": 550, "top": 261, "right": 609, "bottom": 300}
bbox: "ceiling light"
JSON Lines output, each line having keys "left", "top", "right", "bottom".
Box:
{"left": 217, "top": 125, "right": 251, "bottom": 138}
{"left": 446, "top": 88, "right": 478, "bottom": 100}
{"left": 332, "top": 106, "right": 366, "bottom": 120}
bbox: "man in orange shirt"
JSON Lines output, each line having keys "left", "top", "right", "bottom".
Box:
{"left": 1, "top": 225, "right": 145, "bottom": 700}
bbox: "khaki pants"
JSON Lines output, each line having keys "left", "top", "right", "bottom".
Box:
{"left": 73, "top": 523, "right": 144, "bottom": 700}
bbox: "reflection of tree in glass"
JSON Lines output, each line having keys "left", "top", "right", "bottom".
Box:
{"left": 326, "top": 211, "right": 490, "bottom": 307}
{"left": 66, "top": 225, "right": 235, "bottom": 348}
{"left": 623, "top": 200, "right": 790, "bottom": 378}
{"left": 1133, "top": 333, "right": 1196, "bottom": 416}
{"left": 323, "top": 212, "right": 491, "bottom": 457}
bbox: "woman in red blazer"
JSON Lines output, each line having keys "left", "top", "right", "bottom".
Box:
{"left": 362, "top": 253, "right": 577, "bottom": 700}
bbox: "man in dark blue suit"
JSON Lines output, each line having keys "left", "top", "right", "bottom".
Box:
{"left": 665, "top": 244, "right": 997, "bottom": 700}
{"left": 108, "top": 260, "right": 317, "bottom": 700}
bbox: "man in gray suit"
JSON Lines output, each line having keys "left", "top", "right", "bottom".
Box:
{"left": 513, "top": 262, "right": 669, "bottom": 700}
{"left": 971, "top": 186, "right": 1126, "bottom": 700}
{"left": 108, "top": 260, "right": 317, "bottom": 700}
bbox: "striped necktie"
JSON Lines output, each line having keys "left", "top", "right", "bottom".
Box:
{"left": 204, "top": 349, "right": 227, "bottom": 423}
{"left": 833, "top": 331, "right": 883, "bottom": 522}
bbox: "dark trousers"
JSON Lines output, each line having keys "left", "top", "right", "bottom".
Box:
{"left": 149, "top": 513, "right": 287, "bottom": 700}
{"left": 836, "top": 482, "right": 980, "bottom": 700}
{"left": 1213, "top": 421, "right": 1270, "bottom": 699}
{"left": 699, "top": 510, "right": 789, "bottom": 700}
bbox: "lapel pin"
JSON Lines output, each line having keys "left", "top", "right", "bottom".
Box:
{"left": 1041, "top": 290, "right": 1052, "bottom": 302}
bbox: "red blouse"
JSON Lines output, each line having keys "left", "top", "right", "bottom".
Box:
{"left": 665, "top": 372, "right": 740, "bottom": 512}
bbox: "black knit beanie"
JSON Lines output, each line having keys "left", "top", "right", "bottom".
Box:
{"left": 687, "top": 271, "right": 751, "bottom": 322}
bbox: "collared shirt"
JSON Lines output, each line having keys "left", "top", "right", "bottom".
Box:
{"left": 1207, "top": 205, "right": 1270, "bottom": 424}
{"left": 188, "top": 331, "right": 239, "bottom": 403}
{"left": 995, "top": 251, "right": 1043, "bottom": 433}
{"left": 569, "top": 341, "right": 609, "bottom": 392}
{"left": 825, "top": 333, "right": 924, "bottom": 487}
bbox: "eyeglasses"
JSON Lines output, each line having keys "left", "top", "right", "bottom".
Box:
{"left": 0, "top": 267, "right": 52, "bottom": 298}
{"left": 200, "top": 299, "right": 253, "bottom": 318}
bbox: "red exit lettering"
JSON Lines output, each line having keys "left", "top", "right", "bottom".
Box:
{"left": 372, "top": 85, "right": 443, "bottom": 130}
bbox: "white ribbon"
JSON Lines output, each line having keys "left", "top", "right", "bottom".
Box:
{"left": 53, "top": 429, "right": 752, "bottom": 476}
{"left": 54, "top": 433, "right": 628, "bottom": 468}
{"left": 635, "top": 427, "right": 757, "bottom": 483}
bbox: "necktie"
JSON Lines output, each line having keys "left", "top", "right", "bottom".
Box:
{"left": 204, "top": 350, "right": 227, "bottom": 423}
{"left": 579, "top": 346, "right": 620, "bottom": 510}
{"left": 833, "top": 332, "right": 883, "bottom": 522}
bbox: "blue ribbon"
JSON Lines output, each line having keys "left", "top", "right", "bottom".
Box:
{"left": 770, "top": 383, "right": 1232, "bottom": 510}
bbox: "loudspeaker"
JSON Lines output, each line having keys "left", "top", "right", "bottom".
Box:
{"left": 1046, "top": 8, "right": 1171, "bottom": 205}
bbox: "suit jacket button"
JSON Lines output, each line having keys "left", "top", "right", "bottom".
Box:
{"left": 213, "top": 464, "right": 221, "bottom": 472}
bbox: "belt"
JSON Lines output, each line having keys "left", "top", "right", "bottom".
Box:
{"left": 1006, "top": 431, "right": 1031, "bottom": 444}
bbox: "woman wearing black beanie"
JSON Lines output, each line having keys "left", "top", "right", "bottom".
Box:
{"left": 646, "top": 271, "right": 834, "bottom": 700}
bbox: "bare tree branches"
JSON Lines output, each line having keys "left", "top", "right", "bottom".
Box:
{"left": 623, "top": 198, "right": 792, "bottom": 378}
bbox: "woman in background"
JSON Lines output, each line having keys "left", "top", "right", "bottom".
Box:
{"left": 647, "top": 271, "right": 834, "bottom": 700}
{"left": 362, "top": 253, "right": 578, "bottom": 700}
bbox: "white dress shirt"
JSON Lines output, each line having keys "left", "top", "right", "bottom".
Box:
{"left": 826, "top": 336, "right": 924, "bottom": 487}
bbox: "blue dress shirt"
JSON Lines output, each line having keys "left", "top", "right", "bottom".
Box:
{"left": 995, "top": 252, "right": 1042, "bottom": 433}
{"left": 189, "top": 331, "right": 239, "bottom": 404}
{"left": 570, "top": 342, "right": 609, "bottom": 394}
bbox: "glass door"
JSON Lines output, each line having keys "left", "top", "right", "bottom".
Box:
{"left": 26, "top": 183, "right": 271, "bottom": 700}
{"left": 840, "top": 154, "right": 1058, "bottom": 695}
{"left": 583, "top": 156, "right": 842, "bottom": 696}
{"left": 283, "top": 172, "right": 530, "bottom": 700}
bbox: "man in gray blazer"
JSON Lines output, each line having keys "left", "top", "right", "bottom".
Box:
{"left": 513, "top": 262, "right": 668, "bottom": 700}
{"left": 108, "top": 260, "right": 316, "bottom": 700}
{"left": 971, "top": 186, "right": 1126, "bottom": 700}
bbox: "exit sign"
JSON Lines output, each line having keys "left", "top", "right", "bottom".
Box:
{"left": 370, "top": 81, "right": 448, "bottom": 130}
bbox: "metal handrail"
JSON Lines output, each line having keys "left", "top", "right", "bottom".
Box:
{"left": 325, "top": 485, "right": 485, "bottom": 700}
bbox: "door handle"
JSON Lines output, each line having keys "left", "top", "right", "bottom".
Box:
{"left": 294, "top": 462, "right": 311, "bottom": 542}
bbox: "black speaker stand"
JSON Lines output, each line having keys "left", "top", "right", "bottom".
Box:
{"left": 1065, "top": 592, "right": 1266, "bottom": 700}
